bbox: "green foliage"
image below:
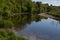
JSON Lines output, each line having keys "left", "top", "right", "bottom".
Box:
{"left": 47, "top": 10, "right": 60, "bottom": 17}
{"left": 0, "top": 0, "right": 60, "bottom": 16}
{"left": 0, "top": 30, "right": 8, "bottom": 37}
{"left": 17, "top": 37, "right": 27, "bottom": 40}
{"left": 0, "top": 29, "right": 26, "bottom": 40}
{"left": 0, "top": 20, "right": 14, "bottom": 28}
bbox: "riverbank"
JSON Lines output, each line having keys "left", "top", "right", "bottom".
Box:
{"left": 38, "top": 13, "right": 60, "bottom": 20}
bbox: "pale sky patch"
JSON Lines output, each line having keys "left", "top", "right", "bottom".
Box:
{"left": 32, "top": 0, "right": 60, "bottom": 6}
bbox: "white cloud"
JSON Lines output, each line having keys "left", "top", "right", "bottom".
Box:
{"left": 53, "top": 1, "right": 57, "bottom": 2}
{"left": 32, "top": 0, "right": 60, "bottom": 6}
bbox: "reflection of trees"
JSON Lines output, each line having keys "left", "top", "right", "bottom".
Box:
{"left": 11, "top": 14, "right": 48, "bottom": 30}
{"left": 11, "top": 13, "right": 60, "bottom": 31}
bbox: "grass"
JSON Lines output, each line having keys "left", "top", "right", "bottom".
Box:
{"left": 47, "top": 11, "right": 60, "bottom": 17}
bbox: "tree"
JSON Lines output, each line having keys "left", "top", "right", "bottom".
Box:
{"left": 36, "top": 2, "right": 42, "bottom": 13}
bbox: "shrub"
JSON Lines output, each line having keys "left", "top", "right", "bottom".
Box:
{"left": 0, "top": 19, "right": 14, "bottom": 28}
{"left": 0, "top": 29, "right": 26, "bottom": 40}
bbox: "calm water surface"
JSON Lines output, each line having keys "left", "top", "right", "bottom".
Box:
{"left": 15, "top": 15, "right": 60, "bottom": 40}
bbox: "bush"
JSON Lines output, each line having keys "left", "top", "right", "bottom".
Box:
{"left": 0, "top": 20, "right": 14, "bottom": 28}
{"left": 0, "top": 29, "right": 8, "bottom": 37}
{"left": 0, "top": 29, "right": 27, "bottom": 40}
{"left": 17, "top": 37, "right": 27, "bottom": 40}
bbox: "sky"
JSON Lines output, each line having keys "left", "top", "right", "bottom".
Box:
{"left": 32, "top": 0, "right": 60, "bottom": 6}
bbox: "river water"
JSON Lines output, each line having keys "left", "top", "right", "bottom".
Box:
{"left": 15, "top": 15, "right": 60, "bottom": 40}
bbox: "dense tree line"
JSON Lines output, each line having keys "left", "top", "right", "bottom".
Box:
{"left": 0, "top": 0, "right": 60, "bottom": 16}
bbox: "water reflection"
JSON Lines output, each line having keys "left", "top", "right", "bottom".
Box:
{"left": 14, "top": 14, "right": 60, "bottom": 40}
{"left": 14, "top": 14, "right": 47, "bottom": 30}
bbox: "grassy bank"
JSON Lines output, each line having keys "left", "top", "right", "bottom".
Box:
{"left": 47, "top": 11, "right": 60, "bottom": 17}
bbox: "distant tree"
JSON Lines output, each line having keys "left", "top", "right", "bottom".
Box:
{"left": 36, "top": 2, "right": 42, "bottom": 13}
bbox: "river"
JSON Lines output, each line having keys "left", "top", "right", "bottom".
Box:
{"left": 14, "top": 14, "right": 60, "bottom": 40}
